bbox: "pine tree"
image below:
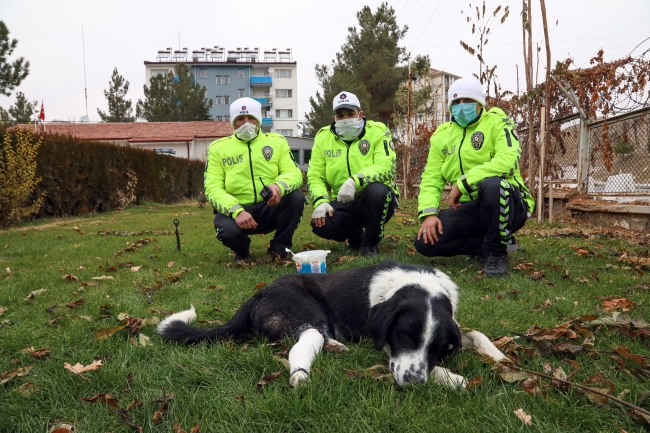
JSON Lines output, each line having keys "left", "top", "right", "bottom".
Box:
{"left": 0, "top": 21, "right": 30, "bottom": 97}
{"left": 8, "top": 92, "right": 37, "bottom": 124}
{"left": 97, "top": 68, "right": 135, "bottom": 122}
{"left": 305, "top": 2, "right": 425, "bottom": 133}
{"left": 136, "top": 63, "right": 212, "bottom": 122}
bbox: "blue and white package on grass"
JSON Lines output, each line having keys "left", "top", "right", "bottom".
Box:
{"left": 291, "top": 250, "right": 331, "bottom": 274}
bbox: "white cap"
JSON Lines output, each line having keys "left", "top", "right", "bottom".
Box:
{"left": 230, "top": 97, "right": 262, "bottom": 127}
{"left": 447, "top": 77, "right": 486, "bottom": 111}
{"left": 333, "top": 91, "right": 361, "bottom": 112}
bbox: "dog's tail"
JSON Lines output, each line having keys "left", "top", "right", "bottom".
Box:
{"left": 157, "top": 303, "right": 253, "bottom": 344}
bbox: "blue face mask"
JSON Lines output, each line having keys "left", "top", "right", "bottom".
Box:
{"left": 451, "top": 103, "right": 479, "bottom": 127}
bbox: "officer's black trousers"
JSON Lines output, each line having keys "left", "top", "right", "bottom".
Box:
{"left": 213, "top": 190, "right": 306, "bottom": 257}
{"left": 414, "top": 177, "right": 529, "bottom": 257}
{"left": 311, "top": 182, "right": 397, "bottom": 247}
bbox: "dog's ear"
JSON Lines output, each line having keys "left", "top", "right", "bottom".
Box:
{"left": 367, "top": 298, "right": 399, "bottom": 350}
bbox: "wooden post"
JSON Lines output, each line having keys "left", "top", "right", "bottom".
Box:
{"left": 549, "top": 180, "right": 553, "bottom": 224}
{"left": 537, "top": 109, "right": 546, "bottom": 223}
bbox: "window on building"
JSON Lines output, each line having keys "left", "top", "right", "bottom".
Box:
{"left": 445, "top": 75, "right": 449, "bottom": 86}
{"left": 276, "top": 109, "right": 293, "bottom": 118}
{"left": 238, "top": 69, "right": 244, "bottom": 78}
{"left": 303, "top": 149, "right": 312, "bottom": 164}
{"left": 216, "top": 75, "right": 230, "bottom": 85}
{"left": 275, "top": 89, "right": 292, "bottom": 98}
{"left": 275, "top": 69, "right": 292, "bottom": 78}
{"left": 277, "top": 129, "right": 293, "bottom": 136}
{"left": 290, "top": 149, "right": 300, "bottom": 163}
{"left": 238, "top": 89, "right": 245, "bottom": 98}
{"left": 445, "top": 114, "right": 451, "bottom": 122}
{"left": 199, "top": 69, "right": 207, "bottom": 79}
{"left": 151, "top": 69, "right": 169, "bottom": 77}
{"left": 264, "top": 90, "right": 271, "bottom": 97}
{"left": 216, "top": 96, "right": 231, "bottom": 105}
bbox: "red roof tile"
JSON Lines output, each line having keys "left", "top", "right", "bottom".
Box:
{"left": 20, "top": 121, "right": 233, "bottom": 143}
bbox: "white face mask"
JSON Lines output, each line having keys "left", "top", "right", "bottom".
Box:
{"left": 335, "top": 117, "right": 364, "bottom": 141}
{"left": 234, "top": 122, "right": 259, "bottom": 142}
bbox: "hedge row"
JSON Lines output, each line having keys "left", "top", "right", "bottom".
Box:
{"left": 10, "top": 130, "right": 205, "bottom": 217}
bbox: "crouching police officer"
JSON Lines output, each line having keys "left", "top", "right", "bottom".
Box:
{"left": 307, "top": 91, "right": 399, "bottom": 256}
{"left": 414, "top": 77, "right": 534, "bottom": 276}
{"left": 205, "top": 98, "right": 305, "bottom": 264}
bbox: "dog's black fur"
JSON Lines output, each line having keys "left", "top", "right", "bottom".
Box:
{"left": 158, "top": 259, "right": 464, "bottom": 385}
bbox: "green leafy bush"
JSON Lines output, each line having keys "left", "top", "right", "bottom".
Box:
{"left": 3, "top": 129, "right": 205, "bottom": 218}
{"left": 0, "top": 128, "right": 44, "bottom": 226}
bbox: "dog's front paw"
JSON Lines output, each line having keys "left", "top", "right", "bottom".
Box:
{"left": 324, "top": 339, "right": 349, "bottom": 354}
{"left": 431, "top": 366, "right": 468, "bottom": 389}
{"left": 289, "top": 368, "right": 310, "bottom": 388}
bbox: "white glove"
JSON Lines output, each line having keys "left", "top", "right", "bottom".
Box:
{"left": 311, "top": 202, "right": 334, "bottom": 219}
{"left": 337, "top": 178, "right": 356, "bottom": 203}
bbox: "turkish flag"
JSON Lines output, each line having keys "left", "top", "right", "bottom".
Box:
{"left": 39, "top": 102, "right": 45, "bottom": 121}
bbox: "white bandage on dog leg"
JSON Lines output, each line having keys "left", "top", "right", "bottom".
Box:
{"left": 461, "top": 330, "right": 507, "bottom": 363}
{"left": 431, "top": 366, "right": 467, "bottom": 389}
{"left": 288, "top": 329, "right": 324, "bottom": 387}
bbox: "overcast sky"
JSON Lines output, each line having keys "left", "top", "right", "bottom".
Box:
{"left": 2, "top": 0, "right": 649, "bottom": 125}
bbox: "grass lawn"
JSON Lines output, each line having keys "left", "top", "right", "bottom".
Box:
{"left": 1, "top": 198, "right": 649, "bottom": 432}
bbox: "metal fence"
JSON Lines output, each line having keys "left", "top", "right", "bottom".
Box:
{"left": 518, "top": 106, "right": 650, "bottom": 196}
{"left": 585, "top": 108, "right": 650, "bottom": 195}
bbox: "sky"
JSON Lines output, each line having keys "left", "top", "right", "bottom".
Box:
{"left": 2, "top": 0, "right": 650, "bottom": 125}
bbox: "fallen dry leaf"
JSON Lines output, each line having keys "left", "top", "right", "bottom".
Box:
{"left": 603, "top": 298, "right": 635, "bottom": 313}
{"left": 255, "top": 371, "right": 282, "bottom": 391}
{"left": 513, "top": 408, "right": 533, "bottom": 426}
{"left": 66, "top": 299, "right": 86, "bottom": 309}
{"left": 167, "top": 262, "right": 174, "bottom": 268}
{"left": 152, "top": 402, "right": 169, "bottom": 424}
{"left": 26, "top": 289, "right": 47, "bottom": 301}
{"left": 94, "top": 325, "right": 127, "bottom": 341}
{"left": 253, "top": 281, "right": 267, "bottom": 291}
{"left": 0, "top": 365, "right": 34, "bottom": 385}
{"left": 80, "top": 393, "right": 120, "bottom": 410}
{"left": 64, "top": 359, "right": 103, "bottom": 375}
{"left": 92, "top": 276, "right": 114, "bottom": 280}
{"left": 131, "top": 265, "right": 142, "bottom": 272}
{"left": 0, "top": 306, "right": 7, "bottom": 315}
{"left": 62, "top": 274, "right": 79, "bottom": 281}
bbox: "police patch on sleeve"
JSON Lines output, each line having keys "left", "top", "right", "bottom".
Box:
{"left": 262, "top": 146, "right": 273, "bottom": 161}
{"left": 358, "top": 139, "right": 371, "bottom": 155}
{"left": 471, "top": 131, "right": 484, "bottom": 150}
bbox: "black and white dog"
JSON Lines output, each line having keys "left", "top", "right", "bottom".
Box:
{"left": 157, "top": 259, "right": 507, "bottom": 387}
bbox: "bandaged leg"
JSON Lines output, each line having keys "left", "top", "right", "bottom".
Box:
{"left": 288, "top": 329, "right": 324, "bottom": 388}
{"left": 431, "top": 366, "right": 467, "bottom": 388}
{"left": 461, "top": 329, "right": 508, "bottom": 363}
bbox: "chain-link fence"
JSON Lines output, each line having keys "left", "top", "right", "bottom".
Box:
{"left": 518, "top": 112, "right": 581, "bottom": 186}
{"left": 586, "top": 107, "right": 650, "bottom": 195}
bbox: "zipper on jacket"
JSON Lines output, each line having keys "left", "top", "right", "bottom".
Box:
{"left": 457, "top": 128, "right": 475, "bottom": 201}
{"left": 247, "top": 143, "right": 258, "bottom": 204}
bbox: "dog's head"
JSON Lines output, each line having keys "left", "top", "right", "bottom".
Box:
{"left": 368, "top": 285, "right": 461, "bottom": 385}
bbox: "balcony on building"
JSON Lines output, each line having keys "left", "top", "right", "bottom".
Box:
{"left": 261, "top": 118, "right": 273, "bottom": 127}
{"left": 253, "top": 97, "right": 272, "bottom": 107}
{"left": 250, "top": 76, "right": 272, "bottom": 86}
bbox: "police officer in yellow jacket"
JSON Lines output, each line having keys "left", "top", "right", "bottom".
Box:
{"left": 415, "top": 77, "right": 534, "bottom": 276}
{"left": 308, "top": 91, "right": 398, "bottom": 256}
{"left": 205, "top": 98, "right": 305, "bottom": 263}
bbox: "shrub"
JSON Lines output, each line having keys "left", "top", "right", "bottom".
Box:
{"left": 0, "top": 128, "right": 45, "bottom": 226}
{"left": 4, "top": 129, "right": 205, "bottom": 219}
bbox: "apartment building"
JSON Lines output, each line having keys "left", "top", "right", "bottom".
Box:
{"left": 414, "top": 68, "right": 462, "bottom": 127}
{"left": 144, "top": 46, "right": 299, "bottom": 137}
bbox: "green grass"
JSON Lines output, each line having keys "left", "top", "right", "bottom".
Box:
{"left": 1, "top": 199, "right": 649, "bottom": 432}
